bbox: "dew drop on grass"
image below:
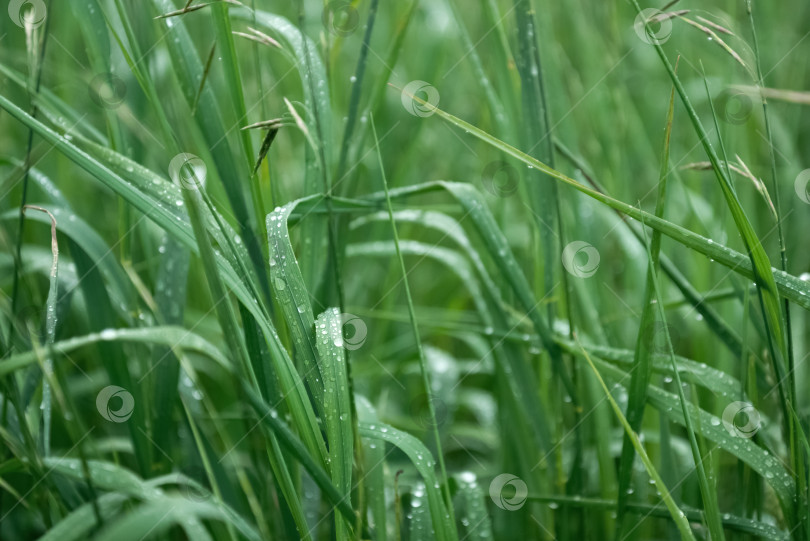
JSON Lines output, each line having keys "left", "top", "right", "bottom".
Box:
{"left": 99, "top": 329, "right": 116, "bottom": 340}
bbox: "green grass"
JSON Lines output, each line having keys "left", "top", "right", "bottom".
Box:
{"left": 1, "top": 0, "right": 810, "bottom": 539}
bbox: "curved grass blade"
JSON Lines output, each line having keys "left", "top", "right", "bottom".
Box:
{"left": 0, "top": 326, "right": 232, "bottom": 378}
{"left": 349, "top": 209, "right": 554, "bottom": 457}
{"left": 181, "top": 164, "right": 314, "bottom": 539}
{"left": 350, "top": 210, "right": 506, "bottom": 311}
{"left": 359, "top": 422, "right": 456, "bottom": 541}
{"left": 347, "top": 240, "right": 490, "bottom": 318}
{"left": 1, "top": 207, "right": 135, "bottom": 322}
{"left": 20, "top": 206, "right": 58, "bottom": 457}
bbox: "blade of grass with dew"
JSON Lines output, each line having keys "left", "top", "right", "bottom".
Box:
{"left": 408, "top": 483, "right": 431, "bottom": 540}
{"left": 567, "top": 350, "right": 796, "bottom": 510}
{"left": 0, "top": 326, "right": 234, "bottom": 378}
{"left": 180, "top": 163, "right": 314, "bottom": 540}
{"left": 455, "top": 473, "right": 495, "bottom": 541}
{"left": 511, "top": 0, "right": 565, "bottom": 328}
{"left": 0, "top": 63, "right": 106, "bottom": 144}
{"left": 355, "top": 396, "right": 387, "bottom": 541}
{"left": 700, "top": 68, "right": 803, "bottom": 528}
{"left": 359, "top": 422, "right": 456, "bottom": 541}
{"left": 630, "top": 0, "right": 789, "bottom": 431}
{"left": 383, "top": 95, "right": 810, "bottom": 312}
{"left": 21, "top": 207, "right": 58, "bottom": 458}
{"left": 525, "top": 494, "right": 789, "bottom": 540}
{"left": 616, "top": 76, "right": 675, "bottom": 534}
{"left": 348, "top": 209, "right": 555, "bottom": 457}
{"left": 552, "top": 138, "right": 745, "bottom": 358}
{"left": 209, "top": 2, "right": 265, "bottom": 227}
{"left": 746, "top": 2, "right": 805, "bottom": 532}
{"left": 149, "top": 230, "right": 190, "bottom": 470}
{"left": 238, "top": 382, "right": 364, "bottom": 533}
{"left": 315, "top": 308, "right": 355, "bottom": 541}
{"left": 150, "top": 0, "right": 269, "bottom": 303}
{"left": 370, "top": 114, "right": 455, "bottom": 528}
{"left": 0, "top": 99, "right": 331, "bottom": 473}
{"left": 236, "top": 8, "right": 333, "bottom": 296}
{"left": 568, "top": 341, "right": 755, "bottom": 402}
{"left": 641, "top": 220, "right": 726, "bottom": 541}
{"left": 575, "top": 341, "right": 697, "bottom": 541}
{"left": 73, "top": 137, "right": 262, "bottom": 299}
{"left": 266, "top": 202, "right": 326, "bottom": 408}
{"left": 0, "top": 207, "right": 134, "bottom": 322}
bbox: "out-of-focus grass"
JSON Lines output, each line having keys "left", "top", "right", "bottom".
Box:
{"left": 1, "top": 0, "right": 809, "bottom": 539}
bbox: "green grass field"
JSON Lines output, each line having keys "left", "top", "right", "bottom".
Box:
{"left": 1, "top": 0, "right": 810, "bottom": 539}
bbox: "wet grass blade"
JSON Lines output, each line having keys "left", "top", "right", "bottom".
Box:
{"left": 388, "top": 92, "right": 810, "bottom": 312}
{"left": 641, "top": 220, "right": 726, "bottom": 541}
{"left": 616, "top": 76, "right": 675, "bottom": 535}
{"left": 359, "top": 422, "right": 456, "bottom": 541}
{"left": 629, "top": 0, "right": 790, "bottom": 432}
{"left": 577, "top": 342, "right": 697, "bottom": 541}
{"left": 315, "top": 308, "right": 354, "bottom": 541}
